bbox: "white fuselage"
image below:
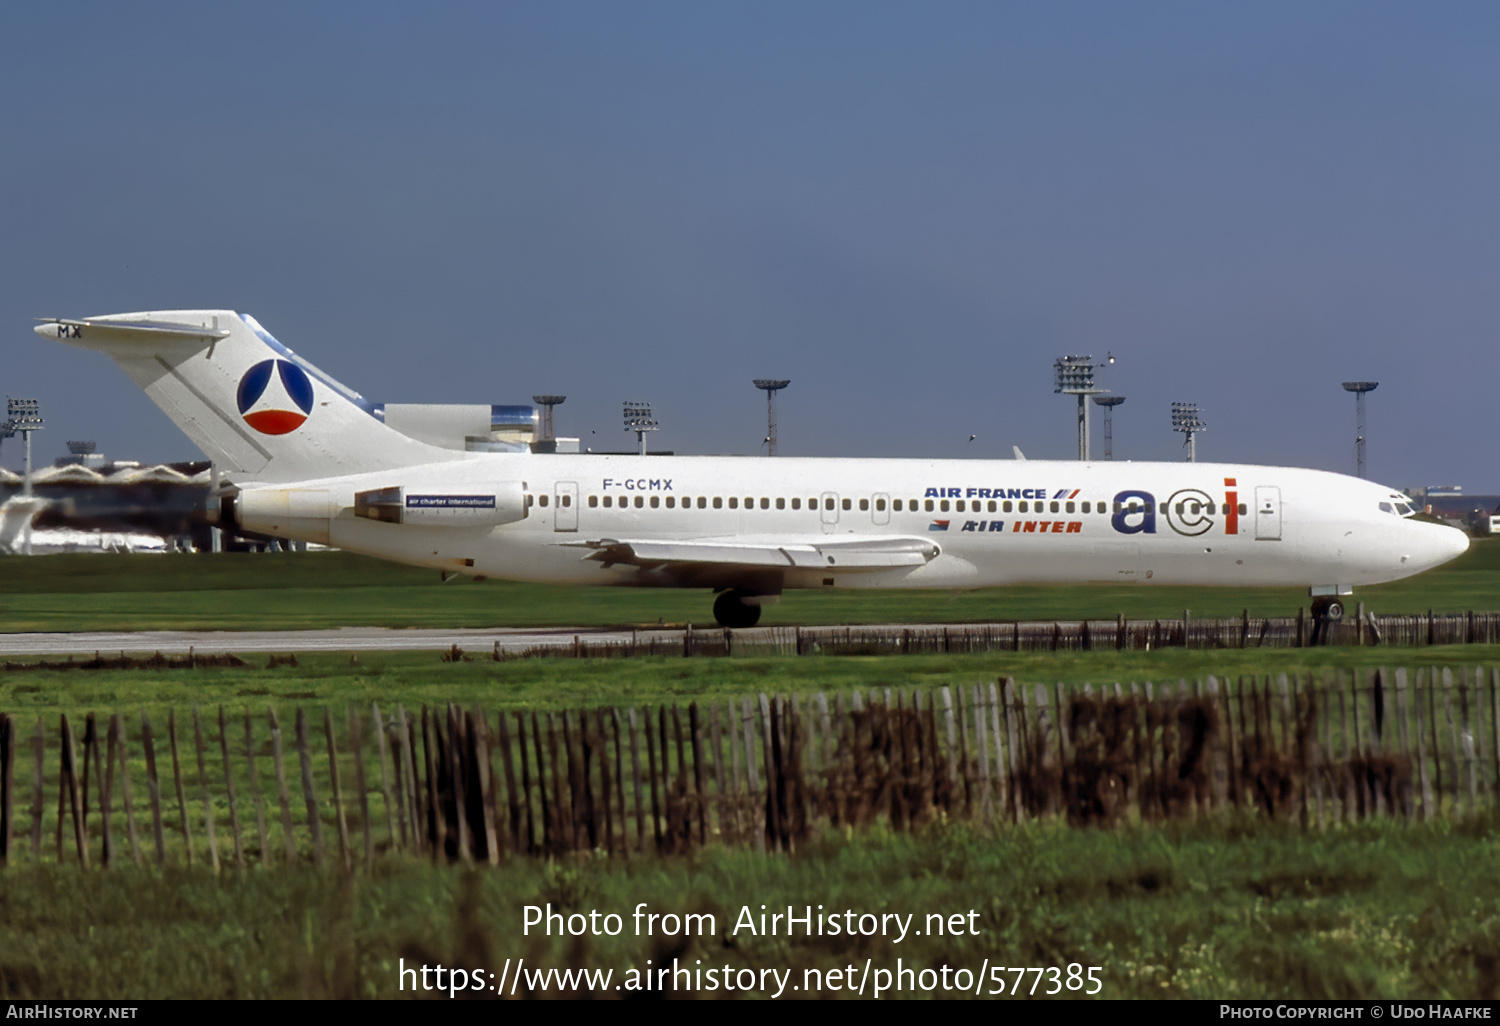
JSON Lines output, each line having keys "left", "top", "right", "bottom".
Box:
{"left": 236, "top": 452, "right": 1468, "bottom": 594}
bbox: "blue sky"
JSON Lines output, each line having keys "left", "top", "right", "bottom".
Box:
{"left": 4, "top": 3, "right": 1498, "bottom": 490}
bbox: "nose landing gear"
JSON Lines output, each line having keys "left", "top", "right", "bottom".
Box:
{"left": 1309, "top": 595, "right": 1345, "bottom": 645}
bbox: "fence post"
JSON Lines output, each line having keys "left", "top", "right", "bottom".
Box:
{"left": 495, "top": 710, "right": 522, "bottom": 856}
{"left": 350, "top": 707, "right": 375, "bottom": 867}
{"left": 971, "top": 684, "right": 991, "bottom": 822}
{"left": 31, "top": 718, "right": 44, "bottom": 859}
{"left": 593, "top": 709, "right": 614, "bottom": 858}
{"left": 268, "top": 708, "right": 298, "bottom": 861}
{"left": 725, "top": 702, "right": 747, "bottom": 845}
{"left": 371, "top": 703, "right": 400, "bottom": 852}
{"left": 217, "top": 707, "right": 244, "bottom": 869}
{"left": 643, "top": 708, "right": 663, "bottom": 853}
{"left": 190, "top": 707, "right": 219, "bottom": 871}
{"left": 135, "top": 713, "right": 165, "bottom": 865}
{"left": 513, "top": 712, "right": 536, "bottom": 855}
{"left": 60, "top": 714, "right": 88, "bottom": 867}
{"left": 0, "top": 715, "right": 11, "bottom": 865}
{"left": 111, "top": 715, "right": 142, "bottom": 866}
{"left": 295, "top": 708, "right": 324, "bottom": 868}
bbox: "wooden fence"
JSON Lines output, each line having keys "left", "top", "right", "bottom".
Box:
{"left": 496, "top": 609, "right": 1500, "bottom": 661}
{"left": 3, "top": 665, "right": 1499, "bottom": 868}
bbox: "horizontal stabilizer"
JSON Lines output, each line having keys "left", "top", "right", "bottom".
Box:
{"left": 35, "top": 317, "right": 230, "bottom": 344}
{"left": 564, "top": 535, "right": 940, "bottom": 572}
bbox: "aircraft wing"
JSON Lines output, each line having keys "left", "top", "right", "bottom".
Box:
{"left": 562, "top": 535, "right": 940, "bottom": 572}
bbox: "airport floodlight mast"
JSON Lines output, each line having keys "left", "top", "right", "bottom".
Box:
{"left": 532, "top": 395, "right": 566, "bottom": 442}
{"left": 622, "top": 402, "right": 658, "bottom": 456}
{"left": 752, "top": 379, "right": 790, "bottom": 456}
{"left": 1054, "top": 356, "right": 1102, "bottom": 460}
{"left": 6, "top": 397, "right": 43, "bottom": 556}
{"left": 1341, "top": 381, "right": 1378, "bottom": 479}
{"left": 1171, "top": 401, "right": 1205, "bottom": 462}
{"left": 1092, "top": 395, "right": 1126, "bottom": 460}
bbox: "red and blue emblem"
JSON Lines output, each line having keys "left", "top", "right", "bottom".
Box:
{"left": 237, "top": 359, "right": 315, "bottom": 435}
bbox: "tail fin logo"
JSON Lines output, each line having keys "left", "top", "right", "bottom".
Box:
{"left": 237, "top": 359, "right": 315, "bottom": 435}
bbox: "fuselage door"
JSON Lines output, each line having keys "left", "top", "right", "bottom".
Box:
{"left": 820, "top": 491, "right": 839, "bottom": 533}
{"left": 1255, "top": 485, "right": 1281, "bottom": 541}
{"left": 554, "top": 482, "right": 578, "bottom": 533}
{"left": 872, "top": 492, "right": 891, "bottom": 527}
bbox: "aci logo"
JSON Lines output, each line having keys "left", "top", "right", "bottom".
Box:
{"left": 236, "top": 359, "right": 314, "bottom": 435}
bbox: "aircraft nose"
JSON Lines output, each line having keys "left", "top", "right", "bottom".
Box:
{"left": 1443, "top": 524, "right": 1471, "bottom": 560}
{"left": 1414, "top": 522, "right": 1469, "bottom": 570}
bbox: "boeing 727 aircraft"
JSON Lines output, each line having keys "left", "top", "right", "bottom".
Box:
{"left": 35, "top": 311, "right": 1469, "bottom": 628}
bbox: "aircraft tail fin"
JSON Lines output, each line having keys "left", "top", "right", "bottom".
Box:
{"left": 36, "top": 311, "right": 456, "bottom": 483}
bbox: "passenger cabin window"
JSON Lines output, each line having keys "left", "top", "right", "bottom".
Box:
{"left": 1002, "top": 501, "right": 1012, "bottom": 513}
{"left": 825, "top": 498, "right": 835, "bottom": 511}
{"left": 940, "top": 500, "right": 950, "bottom": 512}
{"left": 859, "top": 498, "right": 869, "bottom": 511}
{"left": 761, "top": 498, "right": 770, "bottom": 510}
{"left": 1049, "top": 500, "right": 1059, "bottom": 513}
{"left": 1065, "top": 501, "right": 1075, "bottom": 513}
{"left": 925, "top": 499, "right": 934, "bottom": 512}
{"left": 561, "top": 494, "right": 571, "bottom": 507}
{"left": 776, "top": 497, "right": 785, "bottom": 510}
{"left": 588, "top": 495, "right": 598, "bottom": 508}
{"left": 697, "top": 497, "right": 707, "bottom": 509}
{"left": 666, "top": 496, "right": 675, "bottom": 508}
{"left": 713, "top": 497, "right": 722, "bottom": 509}
{"left": 729, "top": 497, "right": 738, "bottom": 509}
{"left": 650, "top": 496, "right": 659, "bottom": 508}
{"left": 791, "top": 498, "right": 801, "bottom": 510}
{"left": 988, "top": 500, "right": 997, "bottom": 512}
{"left": 539, "top": 494, "right": 549, "bottom": 507}
{"left": 955, "top": 500, "right": 965, "bottom": 513}
{"left": 893, "top": 499, "right": 902, "bottom": 512}
{"left": 875, "top": 498, "right": 886, "bottom": 511}
{"left": 841, "top": 498, "right": 851, "bottom": 511}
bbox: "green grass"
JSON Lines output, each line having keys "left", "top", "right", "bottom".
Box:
{"left": 0, "top": 535, "right": 1496, "bottom": 632}
{"left": 4, "top": 647, "right": 1498, "bottom": 715}
{"left": 3, "top": 818, "right": 1500, "bottom": 999}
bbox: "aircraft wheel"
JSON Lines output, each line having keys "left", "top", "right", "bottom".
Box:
{"left": 713, "top": 590, "right": 762, "bottom": 629}
{"left": 1311, "top": 597, "right": 1345, "bottom": 623}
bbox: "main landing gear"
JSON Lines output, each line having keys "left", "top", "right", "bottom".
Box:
{"left": 713, "top": 589, "right": 764, "bottom": 629}
{"left": 1308, "top": 595, "right": 1345, "bottom": 646}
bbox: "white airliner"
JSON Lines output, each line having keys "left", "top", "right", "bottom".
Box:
{"left": 35, "top": 311, "right": 1468, "bottom": 628}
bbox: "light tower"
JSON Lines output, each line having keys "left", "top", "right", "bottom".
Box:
{"left": 1341, "top": 381, "right": 1378, "bottom": 479}
{"left": 1171, "top": 402, "right": 1205, "bottom": 462}
{"left": 752, "top": 379, "right": 790, "bottom": 456}
{"left": 532, "top": 395, "right": 566, "bottom": 441}
{"left": 6, "top": 397, "right": 43, "bottom": 556}
{"left": 1054, "top": 356, "right": 1102, "bottom": 460}
{"left": 1093, "top": 395, "right": 1126, "bottom": 460}
{"left": 622, "top": 402, "right": 658, "bottom": 456}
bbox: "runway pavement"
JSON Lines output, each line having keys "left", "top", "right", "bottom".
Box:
{"left": 0, "top": 626, "right": 663, "bottom": 657}
{"left": 0, "top": 622, "right": 1065, "bottom": 658}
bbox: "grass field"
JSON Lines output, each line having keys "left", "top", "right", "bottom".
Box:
{"left": 0, "top": 535, "right": 1495, "bottom": 633}
{"left": 5, "top": 647, "right": 1499, "bottom": 715}
{"left": 3, "top": 819, "right": 1499, "bottom": 999}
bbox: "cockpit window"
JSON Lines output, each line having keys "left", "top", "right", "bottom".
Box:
{"left": 1396, "top": 503, "right": 1413, "bottom": 516}
{"left": 1379, "top": 502, "right": 1394, "bottom": 514}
